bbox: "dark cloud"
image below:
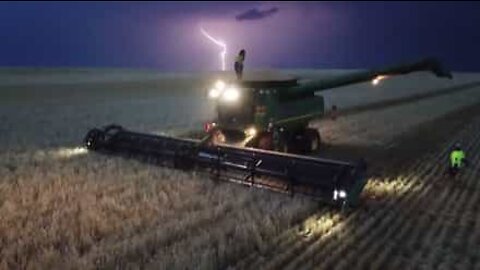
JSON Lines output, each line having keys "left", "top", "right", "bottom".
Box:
{"left": 235, "top": 7, "right": 279, "bottom": 21}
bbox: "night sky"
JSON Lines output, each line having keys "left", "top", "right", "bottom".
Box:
{"left": 1, "top": 1, "right": 479, "bottom": 72}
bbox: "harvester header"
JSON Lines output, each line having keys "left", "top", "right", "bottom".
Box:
{"left": 85, "top": 125, "right": 367, "bottom": 207}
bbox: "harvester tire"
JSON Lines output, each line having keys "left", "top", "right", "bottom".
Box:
{"left": 274, "top": 136, "right": 290, "bottom": 153}
{"left": 257, "top": 132, "right": 274, "bottom": 151}
{"left": 305, "top": 128, "right": 321, "bottom": 153}
{"left": 84, "top": 129, "right": 105, "bottom": 150}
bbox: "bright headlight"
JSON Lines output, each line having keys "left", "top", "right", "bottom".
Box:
{"left": 215, "top": 80, "right": 226, "bottom": 90}
{"left": 209, "top": 88, "right": 221, "bottom": 99}
{"left": 245, "top": 127, "right": 257, "bottom": 137}
{"left": 333, "top": 189, "right": 347, "bottom": 200}
{"left": 208, "top": 80, "right": 226, "bottom": 99}
{"left": 222, "top": 87, "right": 240, "bottom": 102}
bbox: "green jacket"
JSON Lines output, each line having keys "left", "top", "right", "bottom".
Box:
{"left": 450, "top": 150, "right": 465, "bottom": 167}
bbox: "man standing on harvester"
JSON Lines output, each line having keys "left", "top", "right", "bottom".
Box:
{"left": 234, "top": 49, "right": 246, "bottom": 80}
{"left": 449, "top": 143, "right": 467, "bottom": 177}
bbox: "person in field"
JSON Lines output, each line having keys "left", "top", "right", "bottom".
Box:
{"left": 234, "top": 49, "right": 246, "bottom": 80}
{"left": 449, "top": 143, "right": 467, "bottom": 176}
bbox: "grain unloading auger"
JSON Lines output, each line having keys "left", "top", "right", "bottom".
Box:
{"left": 84, "top": 57, "right": 451, "bottom": 207}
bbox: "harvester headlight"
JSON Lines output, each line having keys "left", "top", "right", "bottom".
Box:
{"left": 334, "top": 189, "right": 347, "bottom": 200}
{"left": 208, "top": 80, "right": 226, "bottom": 99}
{"left": 215, "top": 80, "right": 226, "bottom": 90}
{"left": 208, "top": 88, "right": 221, "bottom": 99}
{"left": 245, "top": 127, "right": 257, "bottom": 137}
{"left": 222, "top": 87, "right": 240, "bottom": 102}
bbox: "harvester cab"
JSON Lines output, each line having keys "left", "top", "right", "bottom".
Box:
{"left": 84, "top": 57, "right": 451, "bottom": 208}
{"left": 204, "top": 73, "right": 320, "bottom": 153}
{"left": 204, "top": 57, "right": 452, "bottom": 154}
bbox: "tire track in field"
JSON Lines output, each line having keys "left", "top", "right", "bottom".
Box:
{"left": 412, "top": 133, "right": 480, "bottom": 270}
{"left": 308, "top": 120, "right": 480, "bottom": 270}
{"left": 232, "top": 106, "right": 480, "bottom": 269}
{"left": 237, "top": 118, "right": 480, "bottom": 270}
{"left": 362, "top": 131, "right": 480, "bottom": 270}
{"left": 234, "top": 151, "right": 429, "bottom": 269}
{"left": 311, "top": 122, "right": 480, "bottom": 270}
{"left": 264, "top": 127, "right": 466, "bottom": 270}
{"left": 283, "top": 152, "right": 438, "bottom": 270}
{"left": 343, "top": 123, "right": 480, "bottom": 270}
{"left": 310, "top": 146, "right": 455, "bottom": 269}
{"left": 404, "top": 142, "right": 480, "bottom": 270}
{"left": 237, "top": 98, "right": 478, "bottom": 268}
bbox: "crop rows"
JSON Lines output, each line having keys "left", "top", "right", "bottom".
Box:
{"left": 2, "top": 71, "right": 480, "bottom": 269}
{"left": 229, "top": 117, "right": 480, "bottom": 270}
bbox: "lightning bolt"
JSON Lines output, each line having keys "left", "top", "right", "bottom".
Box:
{"left": 200, "top": 27, "right": 227, "bottom": 71}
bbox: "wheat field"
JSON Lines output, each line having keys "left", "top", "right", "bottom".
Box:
{"left": 1, "top": 68, "right": 480, "bottom": 269}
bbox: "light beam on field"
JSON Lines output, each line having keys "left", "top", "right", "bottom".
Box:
{"left": 54, "top": 147, "right": 88, "bottom": 159}
{"left": 31, "top": 146, "right": 88, "bottom": 161}
{"left": 200, "top": 27, "right": 227, "bottom": 71}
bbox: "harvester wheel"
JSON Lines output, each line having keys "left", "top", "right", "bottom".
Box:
{"left": 257, "top": 132, "right": 274, "bottom": 151}
{"left": 274, "top": 136, "right": 290, "bottom": 153}
{"left": 278, "top": 140, "right": 289, "bottom": 153}
{"left": 305, "top": 128, "right": 321, "bottom": 153}
{"left": 211, "top": 129, "right": 226, "bottom": 145}
{"left": 84, "top": 128, "right": 105, "bottom": 150}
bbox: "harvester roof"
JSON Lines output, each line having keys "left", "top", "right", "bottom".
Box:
{"left": 216, "top": 70, "right": 299, "bottom": 89}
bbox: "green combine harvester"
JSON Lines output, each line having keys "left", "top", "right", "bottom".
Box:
{"left": 204, "top": 58, "right": 452, "bottom": 153}
{"left": 84, "top": 58, "right": 451, "bottom": 207}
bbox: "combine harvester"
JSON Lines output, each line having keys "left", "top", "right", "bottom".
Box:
{"left": 84, "top": 58, "right": 451, "bottom": 207}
